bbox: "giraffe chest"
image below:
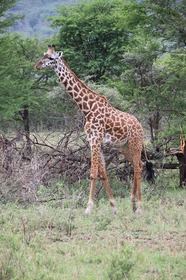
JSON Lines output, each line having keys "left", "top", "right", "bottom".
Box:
{"left": 103, "top": 132, "right": 128, "bottom": 148}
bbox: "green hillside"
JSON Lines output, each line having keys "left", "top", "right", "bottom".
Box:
{"left": 8, "top": 0, "right": 76, "bottom": 37}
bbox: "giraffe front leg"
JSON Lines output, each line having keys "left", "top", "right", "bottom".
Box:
{"left": 131, "top": 176, "right": 137, "bottom": 212}
{"left": 85, "top": 142, "right": 100, "bottom": 215}
{"left": 85, "top": 179, "right": 96, "bottom": 215}
{"left": 135, "top": 161, "right": 143, "bottom": 214}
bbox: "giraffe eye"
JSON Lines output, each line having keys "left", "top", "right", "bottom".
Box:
{"left": 48, "top": 57, "right": 54, "bottom": 61}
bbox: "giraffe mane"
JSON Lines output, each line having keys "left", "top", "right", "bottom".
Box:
{"left": 61, "top": 57, "right": 107, "bottom": 102}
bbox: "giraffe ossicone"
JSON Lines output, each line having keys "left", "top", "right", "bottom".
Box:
{"left": 35, "top": 45, "right": 152, "bottom": 214}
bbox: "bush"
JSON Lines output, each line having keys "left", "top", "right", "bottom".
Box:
{"left": 106, "top": 245, "right": 136, "bottom": 280}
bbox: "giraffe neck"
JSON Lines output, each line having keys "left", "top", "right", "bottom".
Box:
{"left": 54, "top": 58, "right": 107, "bottom": 115}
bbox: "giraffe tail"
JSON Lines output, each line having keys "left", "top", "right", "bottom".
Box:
{"left": 143, "top": 146, "right": 155, "bottom": 183}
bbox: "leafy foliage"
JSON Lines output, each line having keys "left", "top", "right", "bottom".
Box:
{"left": 143, "top": 0, "right": 186, "bottom": 48}
{"left": 113, "top": 46, "right": 186, "bottom": 140}
{"left": 0, "top": 0, "right": 21, "bottom": 33}
{"left": 51, "top": 0, "right": 133, "bottom": 79}
{"left": 0, "top": 36, "right": 43, "bottom": 122}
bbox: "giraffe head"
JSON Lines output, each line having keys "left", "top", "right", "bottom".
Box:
{"left": 35, "top": 45, "right": 63, "bottom": 70}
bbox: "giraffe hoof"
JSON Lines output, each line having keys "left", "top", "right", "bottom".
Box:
{"left": 135, "top": 208, "right": 142, "bottom": 215}
{"left": 85, "top": 204, "right": 93, "bottom": 215}
{"left": 133, "top": 206, "right": 137, "bottom": 212}
{"left": 85, "top": 200, "right": 94, "bottom": 215}
{"left": 112, "top": 207, "right": 118, "bottom": 215}
{"left": 84, "top": 209, "right": 92, "bottom": 215}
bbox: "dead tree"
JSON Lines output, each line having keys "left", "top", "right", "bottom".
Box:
{"left": 165, "top": 132, "right": 186, "bottom": 187}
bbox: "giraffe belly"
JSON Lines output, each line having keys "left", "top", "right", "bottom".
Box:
{"left": 103, "top": 132, "right": 128, "bottom": 148}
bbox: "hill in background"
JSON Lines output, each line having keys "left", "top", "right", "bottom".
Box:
{"left": 8, "top": 0, "right": 76, "bottom": 38}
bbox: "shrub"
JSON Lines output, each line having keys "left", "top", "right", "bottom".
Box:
{"left": 106, "top": 245, "right": 136, "bottom": 280}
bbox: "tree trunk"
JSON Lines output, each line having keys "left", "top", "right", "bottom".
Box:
{"left": 176, "top": 148, "right": 186, "bottom": 187}
{"left": 22, "top": 105, "right": 31, "bottom": 153}
{"left": 148, "top": 109, "right": 161, "bottom": 145}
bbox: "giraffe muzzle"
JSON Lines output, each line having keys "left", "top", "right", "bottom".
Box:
{"left": 34, "top": 62, "right": 42, "bottom": 70}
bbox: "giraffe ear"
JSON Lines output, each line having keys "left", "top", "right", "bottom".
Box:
{"left": 58, "top": 51, "right": 63, "bottom": 58}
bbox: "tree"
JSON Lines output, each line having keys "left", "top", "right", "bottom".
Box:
{"left": 116, "top": 46, "right": 186, "bottom": 145}
{"left": 0, "top": 0, "right": 21, "bottom": 33}
{"left": 143, "top": 0, "right": 186, "bottom": 48}
{"left": 0, "top": 35, "right": 53, "bottom": 151}
{"left": 0, "top": 33, "right": 77, "bottom": 148}
{"left": 110, "top": 0, "right": 186, "bottom": 152}
{"left": 51, "top": 0, "right": 138, "bottom": 80}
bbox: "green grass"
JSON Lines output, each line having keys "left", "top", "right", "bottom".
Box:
{"left": 0, "top": 188, "right": 185, "bottom": 280}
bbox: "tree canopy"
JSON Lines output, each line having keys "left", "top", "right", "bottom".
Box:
{"left": 51, "top": 0, "right": 133, "bottom": 79}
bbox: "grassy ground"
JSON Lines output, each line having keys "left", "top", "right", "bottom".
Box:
{"left": 0, "top": 187, "right": 185, "bottom": 280}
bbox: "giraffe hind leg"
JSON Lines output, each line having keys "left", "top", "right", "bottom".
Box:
{"left": 98, "top": 151, "right": 117, "bottom": 214}
{"left": 132, "top": 158, "right": 143, "bottom": 214}
{"left": 119, "top": 145, "right": 142, "bottom": 213}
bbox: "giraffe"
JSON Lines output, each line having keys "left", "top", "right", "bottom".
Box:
{"left": 35, "top": 45, "right": 148, "bottom": 214}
